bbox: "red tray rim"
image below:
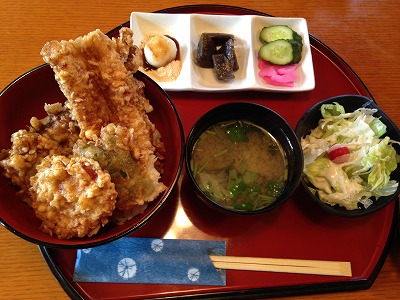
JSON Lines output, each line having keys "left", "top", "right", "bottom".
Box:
{"left": 30, "top": 4, "right": 398, "bottom": 299}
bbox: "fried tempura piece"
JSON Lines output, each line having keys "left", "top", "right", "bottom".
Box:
{"left": 40, "top": 29, "right": 161, "bottom": 155}
{"left": 41, "top": 27, "right": 164, "bottom": 163}
{"left": 30, "top": 155, "right": 117, "bottom": 239}
{"left": 40, "top": 28, "right": 166, "bottom": 224}
{"left": 30, "top": 102, "right": 80, "bottom": 149}
{"left": 0, "top": 131, "right": 66, "bottom": 205}
{"left": 74, "top": 124, "right": 166, "bottom": 224}
{"left": 0, "top": 103, "right": 79, "bottom": 204}
{"left": 114, "top": 27, "right": 143, "bottom": 73}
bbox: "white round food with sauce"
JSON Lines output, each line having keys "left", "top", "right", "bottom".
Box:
{"left": 144, "top": 35, "right": 177, "bottom": 68}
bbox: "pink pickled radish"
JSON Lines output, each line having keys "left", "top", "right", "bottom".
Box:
{"left": 257, "top": 57, "right": 299, "bottom": 87}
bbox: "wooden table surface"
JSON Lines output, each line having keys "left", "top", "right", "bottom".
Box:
{"left": 1, "top": 0, "right": 400, "bottom": 299}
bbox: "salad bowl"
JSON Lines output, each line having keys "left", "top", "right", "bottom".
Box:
{"left": 295, "top": 94, "right": 400, "bottom": 217}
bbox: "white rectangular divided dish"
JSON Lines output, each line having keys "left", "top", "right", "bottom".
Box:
{"left": 130, "top": 12, "right": 315, "bottom": 92}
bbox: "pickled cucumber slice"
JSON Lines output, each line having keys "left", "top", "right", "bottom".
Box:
{"left": 258, "top": 39, "right": 302, "bottom": 65}
{"left": 260, "top": 25, "right": 302, "bottom": 44}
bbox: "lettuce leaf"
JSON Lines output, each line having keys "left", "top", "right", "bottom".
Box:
{"left": 304, "top": 157, "right": 367, "bottom": 209}
{"left": 321, "top": 102, "right": 345, "bottom": 118}
{"left": 363, "top": 137, "right": 398, "bottom": 190}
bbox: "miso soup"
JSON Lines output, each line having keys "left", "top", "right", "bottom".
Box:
{"left": 190, "top": 120, "right": 288, "bottom": 211}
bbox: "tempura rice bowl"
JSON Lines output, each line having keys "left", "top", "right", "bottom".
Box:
{"left": 0, "top": 65, "right": 184, "bottom": 248}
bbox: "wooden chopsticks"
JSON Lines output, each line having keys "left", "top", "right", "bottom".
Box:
{"left": 209, "top": 255, "right": 352, "bottom": 277}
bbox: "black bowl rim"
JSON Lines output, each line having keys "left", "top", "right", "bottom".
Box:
{"left": 295, "top": 94, "right": 400, "bottom": 218}
{"left": 0, "top": 64, "right": 185, "bottom": 248}
{"left": 185, "top": 101, "right": 304, "bottom": 215}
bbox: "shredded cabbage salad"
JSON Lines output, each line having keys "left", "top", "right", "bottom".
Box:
{"left": 301, "top": 102, "right": 400, "bottom": 210}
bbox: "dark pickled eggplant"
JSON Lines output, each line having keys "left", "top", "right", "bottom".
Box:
{"left": 196, "top": 33, "right": 239, "bottom": 80}
{"left": 212, "top": 54, "right": 235, "bottom": 80}
{"left": 216, "top": 38, "right": 239, "bottom": 71}
{"left": 197, "top": 33, "right": 215, "bottom": 68}
{"left": 206, "top": 33, "right": 234, "bottom": 44}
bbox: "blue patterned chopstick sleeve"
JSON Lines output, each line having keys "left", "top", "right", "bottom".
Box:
{"left": 73, "top": 238, "right": 226, "bottom": 286}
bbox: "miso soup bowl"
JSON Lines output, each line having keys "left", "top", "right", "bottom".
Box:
{"left": 185, "top": 102, "right": 304, "bottom": 215}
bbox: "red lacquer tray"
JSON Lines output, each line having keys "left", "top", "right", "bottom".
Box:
{"left": 34, "top": 4, "right": 397, "bottom": 299}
